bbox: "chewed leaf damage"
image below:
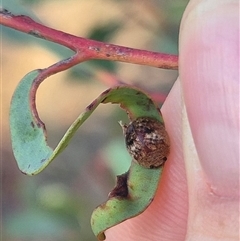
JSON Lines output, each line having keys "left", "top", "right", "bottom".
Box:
{"left": 10, "top": 69, "right": 167, "bottom": 240}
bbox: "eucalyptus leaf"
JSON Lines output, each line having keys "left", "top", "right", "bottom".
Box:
{"left": 10, "top": 69, "right": 166, "bottom": 240}
{"left": 91, "top": 161, "right": 162, "bottom": 240}
{"left": 10, "top": 70, "right": 163, "bottom": 175}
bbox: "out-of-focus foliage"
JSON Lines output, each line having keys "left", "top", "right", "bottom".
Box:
{"left": 2, "top": 0, "right": 188, "bottom": 240}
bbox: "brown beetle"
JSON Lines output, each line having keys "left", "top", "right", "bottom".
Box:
{"left": 121, "top": 117, "right": 170, "bottom": 168}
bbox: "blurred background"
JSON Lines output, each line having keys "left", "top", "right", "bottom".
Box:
{"left": 2, "top": 0, "right": 189, "bottom": 240}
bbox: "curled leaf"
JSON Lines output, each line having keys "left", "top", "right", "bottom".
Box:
{"left": 10, "top": 70, "right": 163, "bottom": 175}
{"left": 10, "top": 70, "right": 53, "bottom": 175}
{"left": 91, "top": 162, "right": 163, "bottom": 240}
{"left": 10, "top": 69, "right": 168, "bottom": 240}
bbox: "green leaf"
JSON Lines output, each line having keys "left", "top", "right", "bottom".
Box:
{"left": 10, "top": 70, "right": 163, "bottom": 175}
{"left": 10, "top": 70, "right": 53, "bottom": 175}
{"left": 91, "top": 161, "right": 162, "bottom": 240}
{"left": 10, "top": 69, "right": 166, "bottom": 240}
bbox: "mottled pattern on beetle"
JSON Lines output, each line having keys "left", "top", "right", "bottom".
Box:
{"left": 125, "top": 117, "right": 170, "bottom": 168}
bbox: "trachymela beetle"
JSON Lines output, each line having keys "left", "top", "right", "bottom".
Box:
{"left": 121, "top": 117, "right": 170, "bottom": 168}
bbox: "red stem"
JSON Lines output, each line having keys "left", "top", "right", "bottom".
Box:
{"left": 0, "top": 9, "right": 178, "bottom": 69}
{"left": 30, "top": 54, "right": 88, "bottom": 127}
{"left": 2, "top": 8, "right": 176, "bottom": 144}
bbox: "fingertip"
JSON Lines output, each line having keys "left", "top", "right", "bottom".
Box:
{"left": 179, "top": 0, "right": 239, "bottom": 197}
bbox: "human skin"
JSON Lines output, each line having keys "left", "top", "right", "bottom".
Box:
{"left": 105, "top": 0, "right": 239, "bottom": 240}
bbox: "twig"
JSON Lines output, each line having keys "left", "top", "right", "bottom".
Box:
{"left": 0, "top": 9, "right": 178, "bottom": 69}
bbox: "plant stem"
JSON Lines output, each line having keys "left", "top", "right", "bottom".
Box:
{"left": 0, "top": 9, "right": 178, "bottom": 70}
